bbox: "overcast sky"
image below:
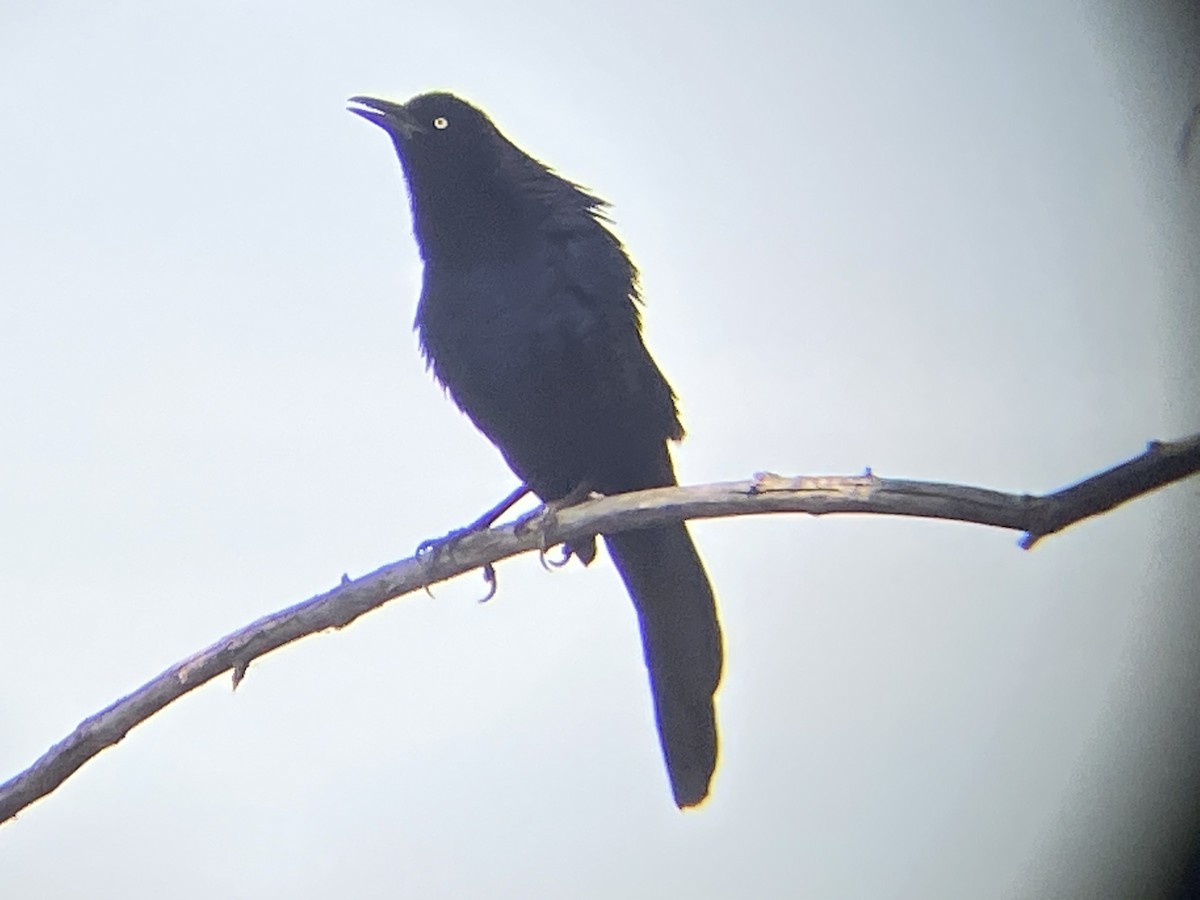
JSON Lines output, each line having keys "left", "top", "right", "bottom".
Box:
{"left": 2, "top": 1, "right": 1198, "bottom": 897}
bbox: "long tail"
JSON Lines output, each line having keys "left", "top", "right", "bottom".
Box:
{"left": 605, "top": 523, "right": 723, "bottom": 807}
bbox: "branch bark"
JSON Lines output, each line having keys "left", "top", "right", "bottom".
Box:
{"left": 2, "top": 433, "right": 1197, "bottom": 823}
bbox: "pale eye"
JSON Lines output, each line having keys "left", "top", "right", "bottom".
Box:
{"left": 433, "top": 116, "right": 449, "bottom": 130}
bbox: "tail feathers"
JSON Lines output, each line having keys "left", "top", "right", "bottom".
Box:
{"left": 605, "top": 523, "right": 723, "bottom": 807}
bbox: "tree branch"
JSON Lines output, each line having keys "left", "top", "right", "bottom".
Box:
{"left": 2, "top": 433, "right": 1197, "bottom": 823}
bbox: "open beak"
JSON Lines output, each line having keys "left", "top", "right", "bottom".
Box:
{"left": 347, "top": 96, "right": 425, "bottom": 139}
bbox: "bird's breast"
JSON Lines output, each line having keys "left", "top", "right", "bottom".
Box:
{"left": 419, "top": 257, "right": 552, "bottom": 374}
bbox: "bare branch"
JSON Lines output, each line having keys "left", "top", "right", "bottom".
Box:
{"left": 2, "top": 433, "right": 1197, "bottom": 823}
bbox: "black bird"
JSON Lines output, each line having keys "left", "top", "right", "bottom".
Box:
{"left": 348, "top": 92, "right": 723, "bottom": 807}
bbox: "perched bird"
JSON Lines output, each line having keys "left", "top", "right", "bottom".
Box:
{"left": 348, "top": 92, "right": 723, "bottom": 807}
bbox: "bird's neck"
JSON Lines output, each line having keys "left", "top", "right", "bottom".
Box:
{"left": 406, "top": 160, "right": 597, "bottom": 267}
{"left": 410, "top": 186, "right": 534, "bottom": 266}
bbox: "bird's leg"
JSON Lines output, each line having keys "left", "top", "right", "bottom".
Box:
{"left": 416, "top": 483, "right": 531, "bottom": 559}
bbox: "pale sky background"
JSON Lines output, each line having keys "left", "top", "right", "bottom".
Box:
{"left": 2, "top": 1, "right": 1199, "bottom": 897}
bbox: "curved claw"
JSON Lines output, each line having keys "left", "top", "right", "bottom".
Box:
{"left": 477, "top": 563, "right": 498, "bottom": 603}
{"left": 538, "top": 544, "right": 573, "bottom": 570}
{"left": 416, "top": 537, "right": 448, "bottom": 597}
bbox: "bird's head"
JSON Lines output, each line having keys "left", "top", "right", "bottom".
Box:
{"left": 348, "top": 93, "right": 496, "bottom": 156}
{"left": 348, "top": 92, "right": 530, "bottom": 259}
{"left": 348, "top": 91, "right": 600, "bottom": 262}
{"left": 347, "top": 92, "right": 511, "bottom": 199}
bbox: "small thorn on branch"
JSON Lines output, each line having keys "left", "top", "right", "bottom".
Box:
{"left": 232, "top": 660, "right": 250, "bottom": 690}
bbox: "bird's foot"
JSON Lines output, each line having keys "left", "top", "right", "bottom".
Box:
{"left": 415, "top": 523, "right": 477, "bottom": 560}
{"left": 415, "top": 485, "right": 532, "bottom": 602}
{"left": 415, "top": 483, "right": 532, "bottom": 561}
{"left": 414, "top": 525, "right": 502, "bottom": 603}
{"left": 513, "top": 484, "right": 600, "bottom": 570}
